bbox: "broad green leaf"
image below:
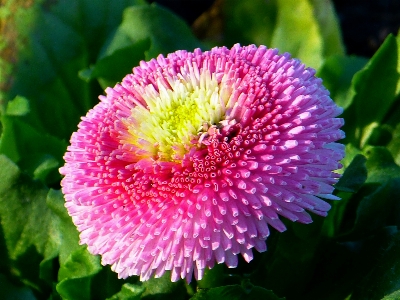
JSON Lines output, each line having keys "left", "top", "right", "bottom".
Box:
{"left": 0, "top": 155, "right": 85, "bottom": 297}
{"left": 55, "top": 245, "right": 128, "bottom": 299}
{"left": 81, "top": 38, "right": 151, "bottom": 89}
{"left": 321, "top": 189, "right": 353, "bottom": 239}
{"left": 257, "top": 221, "right": 322, "bottom": 298}
{"left": 271, "top": 0, "right": 344, "bottom": 68}
{"left": 342, "top": 34, "right": 400, "bottom": 148}
{"left": 363, "top": 124, "right": 393, "bottom": 147}
{"left": 317, "top": 55, "right": 368, "bottom": 109}
{"left": 0, "top": 115, "right": 67, "bottom": 186}
{"left": 244, "top": 284, "right": 285, "bottom": 300}
{"left": 56, "top": 247, "right": 102, "bottom": 300}
{"left": 341, "top": 143, "right": 363, "bottom": 170}
{"left": 335, "top": 154, "right": 367, "bottom": 193}
{"left": 90, "top": 267, "right": 129, "bottom": 300}
{"left": 222, "top": 0, "right": 344, "bottom": 69}
{"left": 382, "top": 290, "right": 400, "bottom": 300}
{"left": 364, "top": 146, "right": 400, "bottom": 183}
{"left": 0, "top": 155, "right": 58, "bottom": 293}
{"left": 49, "top": 190, "right": 125, "bottom": 299}
{"left": 351, "top": 232, "right": 400, "bottom": 300}
{"left": 0, "top": 219, "right": 9, "bottom": 272}
{"left": 140, "top": 273, "right": 188, "bottom": 300}
{"left": 222, "top": 0, "right": 277, "bottom": 47}
{"left": 309, "top": 0, "right": 345, "bottom": 58}
{"left": 39, "top": 189, "right": 81, "bottom": 287}
{"left": 45, "top": 189, "right": 80, "bottom": 265}
{"left": 352, "top": 180, "right": 399, "bottom": 237}
{"left": 303, "top": 227, "right": 398, "bottom": 300}
{"left": 5, "top": 95, "right": 30, "bottom": 116}
{"left": 197, "top": 264, "right": 226, "bottom": 289}
{"left": 387, "top": 123, "right": 400, "bottom": 166}
{"left": 1, "top": 0, "right": 144, "bottom": 182}
{"left": 106, "top": 283, "right": 145, "bottom": 300}
{"left": 270, "top": 0, "right": 323, "bottom": 68}
{"left": 80, "top": 4, "right": 202, "bottom": 88}
{"left": 192, "top": 283, "right": 284, "bottom": 300}
{"left": 322, "top": 154, "right": 367, "bottom": 237}
{"left": 348, "top": 147, "right": 400, "bottom": 237}
{"left": 109, "top": 4, "right": 204, "bottom": 61}
{"left": 6, "top": 14, "right": 90, "bottom": 140}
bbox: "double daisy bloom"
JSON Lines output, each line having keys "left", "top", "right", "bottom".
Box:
{"left": 60, "top": 44, "right": 345, "bottom": 283}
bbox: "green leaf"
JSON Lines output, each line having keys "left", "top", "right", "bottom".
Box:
{"left": 254, "top": 221, "right": 322, "bottom": 298}
{"left": 328, "top": 144, "right": 366, "bottom": 236}
{"left": 1, "top": 0, "right": 144, "bottom": 183}
{"left": 343, "top": 34, "right": 400, "bottom": 148}
{"left": 197, "top": 264, "right": 226, "bottom": 289}
{"left": 0, "top": 115, "right": 67, "bottom": 186}
{"left": 382, "top": 290, "right": 400, "bottom": 300}
{"left": 388, "top": 123, "right": 400, "bottom": 166}
{"left": 0, "top": 157, "right": 81, "bottom": 295}
{"left": 244, "top": 285, "right": 285, "bottom": 300}
{"left": 140, "top": 273, "right": 188, "bottom": 300}
{"left": 56, "top": 246, "right": 127, "bottom": 300}
{"left": 352, "top": 180, "right": 400, "bottom": 237}
{"left": 45, "top": 189, "right": 80, "bottom": 265}
{"left": 348, "top": 147, "right": 400, "bottom": 237}
{"left": 33, "top": 156, "right": 61, "bottom": 184}
{"left": 5, "top": 95, "right": 30, "bottom": 116}
{"left": 308, "top": 0, "right": 345, "bottom": 58}
{"left": 222, "top": 0, "right": 277, "bottom": 47}
{"left": 109, "top": 4, "right": 204, "bottom": 61}
{"left": 39, "top": 189, "right": 80, "bottom": 287}
{"left": 0, "top": 155, "right": 58, "bottom": 293}
{"left": 321, "top": 190, "right": 353, "bottom": 238}
{"left": 364, "top": 146, "right": 400, "bottom": 183}
{"left": 303, "top": 226, "right": 398, "bottom": 300}
{"left": 7, "top": 13, "right": 90, "bottom": 140}
{"left": 351, "top": 232, "right": 400, "bottom": 300}
{"left": 222, "top": 0, "right": 344, "bottom": 69}
{"left": 363, "top": 124, "right": 393, "bottom": 147}
{"left": 324, "top": 147, "right": 400, "bottom": 241}
{"left": 317, "top": 55, "right": 368, "bottom": 109}
{"left": 50, "top": 190, "right": 125, "bottom": 300}
{"left": 56, "top": 247, "right": 102, "bottom": 300}
{"left": 106, "top": 283, "right": 145, "bottom": 300}
{"left": 335, "top": 154, "right": 367, "bottom": 193}
{"left": 339, "top": 143, "right": 364, "bottom": 172}
{"left": 90, "top": 267, "right": 129, "bottom": 300}
{"left": 192, "top": 283, "right": 284, "bottom": 300}
{"left": 83, "top": 38, "right": 151, "bottom": 89}
{"left": 270, "top": 0, "right": 325, "bottom": 68}
{"left": 322, "top": 154, "right": 367, "bottom": 238}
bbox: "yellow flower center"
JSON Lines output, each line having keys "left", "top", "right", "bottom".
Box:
{"left": 124, "top": 69, "right": 229, "bottom": 162}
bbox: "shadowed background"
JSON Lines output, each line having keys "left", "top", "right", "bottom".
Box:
{"left": 150, "top": 0, "right": 400, "bottom": 57}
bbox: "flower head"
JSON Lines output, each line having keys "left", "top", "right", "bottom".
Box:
{"left": 60, "top": 44, "right": 345, "bottom": 283}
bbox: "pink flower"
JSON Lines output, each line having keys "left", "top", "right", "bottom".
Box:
{"left": 60, "top": 44, "right": 345, "bottom": 283}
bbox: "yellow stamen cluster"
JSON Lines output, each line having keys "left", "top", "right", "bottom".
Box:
{"left": 125, "top": 70, "right": 227, "bottom": 162}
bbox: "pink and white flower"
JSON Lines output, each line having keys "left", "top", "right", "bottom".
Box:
{"left": 60, "top": 44, "right": 345, "bottom": 283}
